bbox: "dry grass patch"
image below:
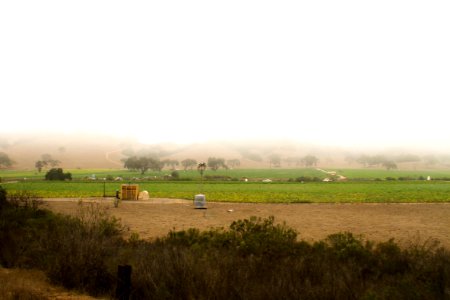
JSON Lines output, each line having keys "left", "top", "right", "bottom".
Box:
{"left": 0, "top": 268, "right": 98, "bottom": 300}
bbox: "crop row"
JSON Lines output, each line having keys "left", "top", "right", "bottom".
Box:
{"left": 2, "top": 181, "right": 450, "bottom": 203}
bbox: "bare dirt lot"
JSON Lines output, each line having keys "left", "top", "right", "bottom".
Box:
{"left": 44, "top": 198, "right": 450, "bottom": 248}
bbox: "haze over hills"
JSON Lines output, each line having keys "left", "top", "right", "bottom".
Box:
{"left": 0, "top": 133, "right": 449, "bottom": 170}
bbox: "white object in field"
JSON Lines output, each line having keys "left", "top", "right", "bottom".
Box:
{"left": 427, "top": 176, "right": 431, "bottom": 181}
{"left": 138, "top": 190, "right": 150, "bottom": 200}
{"left": 194, "top": 194, "right": 207, "bottom": 209}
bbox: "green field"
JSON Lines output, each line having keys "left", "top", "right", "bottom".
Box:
{"left": 1, "top": 168, "right": 450, "bottom": 203}
{"left": 2, "top": 180, "right": 449, "bottom": 203}
{"left": 2, "top": 168, "right": 450, "bottom": 181}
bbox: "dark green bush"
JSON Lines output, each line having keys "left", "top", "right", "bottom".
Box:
{"left": 45, "top": 168, "right": 72, "bottom": 181}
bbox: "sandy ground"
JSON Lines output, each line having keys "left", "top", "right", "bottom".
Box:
{"left": 44, "top": 198, "right": 450, "bottom": 248}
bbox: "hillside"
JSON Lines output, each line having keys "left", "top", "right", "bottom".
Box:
{"left": 0, "top": 133, "right": 449, "bottom": 171}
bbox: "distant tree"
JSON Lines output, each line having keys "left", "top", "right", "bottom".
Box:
{"left": 227, "top": 159, "right": 241, "bottom": 168}
{"left": 163, "top": 159, "right": 179, "bottom": 170}
{"left": 45, "top": 168, "right": 72, "bottom": 181}
{"left": 285, "top": 156, "right": 302, "bottom": 167}
{"left": 150, "top": 159, "right": 165, "bottom": 172}
{"left": 123, "top": 156, "right": 163, "bottom": 174}
{"left": 207, "top": 157, "right": 227, "bottom": 171}
{"left": 301, "top": 155, "right": 319, "bottom": 167}
{"left": 356, "top": 155, "right": 386, "bottom": 167}
{"left": 40, "top": 153, "right": 60, "bottom": 168}
{"left": 382, "top": 160, "right": 398, "bottom": 170}
{"left": 0, "top": 152, "right": 14, "bottom": 169}
{"left": 181, "top": 159, "right": 198, "bottom": 171}
{"left": 35, "top": 160, "right": 47, "bottom": 173}
{"left": 268, "top": 154, "right": 282, "bottom": 168}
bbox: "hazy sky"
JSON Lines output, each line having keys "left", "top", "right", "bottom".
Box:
{"left": 1, "top": 1, "right": 449, "bottom": 148}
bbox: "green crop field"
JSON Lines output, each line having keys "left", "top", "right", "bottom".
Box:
{"left": 2, "top": 180, "right": 450, "bottom": 203}
{"left": 1, "top": 168, "right": 450, "bottom": 203}
{"left": 2, "top": 168, "right": 450, "bottom": 181}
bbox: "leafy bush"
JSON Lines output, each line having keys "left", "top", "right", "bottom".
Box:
{"left": 45, "top": 168, "right": 72, "bottom": 181}
{"left": 0, "top": 190, "right": 122, "bottom": 296}
{"left": 0, "top": 185, "right": 7, "bottom": 210}
{"left": 43, "top": 203, "right": 123, "bottom": 295}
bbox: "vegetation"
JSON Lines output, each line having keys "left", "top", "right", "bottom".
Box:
{"left": 45, "top": 168, "right": 72, "bottom": 181}
{"left": 0, "top": 152, "right": 14, "bottom": 169}
{"left": 1, "top": 168, "right": 450, "bottom": 203}
{"left": 35, "top": 154, "right": 61, "bottom": 173}
{"left": 301, "top": 155, "right": 319, "bottom": 167}
{"left": 1, "top": 180, "right": 449, "bottom": 203}
{"left": 207, "top": 157, "right": 227, "bottom": 171}
{"left": 123, "top": 156, "right": 164, "bottom": 174}
{"left": 181, "top": 158, "right": 197, "bottom": 170}
{"left": 226, "top": 158, "right": 240, "bottom": 168}
{"left": 1, "top": 188, "right": 449, "bottom": 299}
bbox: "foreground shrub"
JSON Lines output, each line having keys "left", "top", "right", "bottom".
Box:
{"left": 40, "top": 203, "right": 123, "bottom": 296}
{"left": 130, "top": 218, "right": 450, "bottom": 300}
{"left": 0, "top": 190, "right": 123, "bottom": 296}
{"left": 1, "top": 188, "right": 449, "bottom": 299}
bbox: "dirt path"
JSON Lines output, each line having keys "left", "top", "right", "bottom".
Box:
{"left": 44, "top": 198, "right": 450, "bottom": 248}
{"left": 104, "top": 149, "right": 123, "bottom": 167}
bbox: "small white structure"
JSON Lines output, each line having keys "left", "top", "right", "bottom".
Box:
{"left": 194, "top": 194, "right": 207, "bottom": 209}
{"left": 427, "top": 176, "right": 431, "bottom": 181}
{"left": 262, "top": 179, "right": 272, "bottom": 183}
{"left": 138, "top": 190, "right": 150, "bottom": 200}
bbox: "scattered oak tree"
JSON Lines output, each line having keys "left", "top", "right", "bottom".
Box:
{"left": 382, "top": 160, "right": 398, "bottom": 170}
{"left": 207, "top": 157, "right": 227, "bottom": 171}
{"left": 163, "top": 159, "right": 179, "bottom": 170}
{"left": 123, "top": 156, "right": 164, "bottom": 174}
{"left": 268, "top": 154, "right": 282, "bottom": 168}
{"left": 181, "top": 159, "right": 197, "bottom": 171}
{"left": 35, "top": 160, "right": 47, "bottom": 173}
{"left": 227, "top": 159, "right": 241, "bottom": 168}
{"left": 301, "top": 155, "right": 319, "bottom": 167}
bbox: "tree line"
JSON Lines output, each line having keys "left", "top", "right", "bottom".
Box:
{"left": 121, "top": 156, "right": 241, "bottom": 175}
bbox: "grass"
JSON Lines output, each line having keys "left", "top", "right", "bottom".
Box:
{"left": 2, "top": 180, "right": 450, "bottom": 203}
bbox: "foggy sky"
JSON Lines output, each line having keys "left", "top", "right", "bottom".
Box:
{"left": 1, "top": 1, "right": 449, "bottom": 149}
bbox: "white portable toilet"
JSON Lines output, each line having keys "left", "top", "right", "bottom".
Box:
{"left": 194, "top": 194, "right": 207, "bottom": 209}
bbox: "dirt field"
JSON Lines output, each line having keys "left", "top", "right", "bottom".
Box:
{"left": 44, "top": 198, "right": 450, "bottom": 248}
